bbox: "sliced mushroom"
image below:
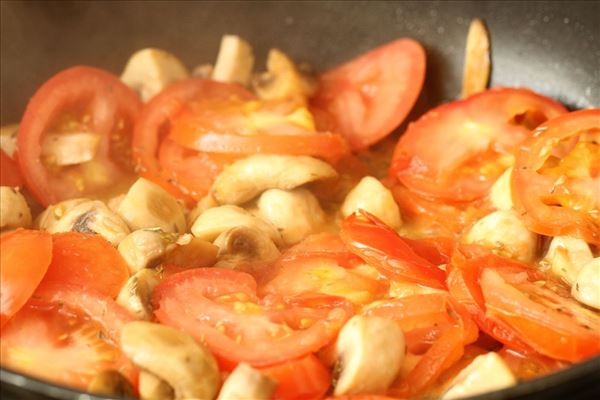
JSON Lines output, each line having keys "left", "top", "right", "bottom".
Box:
{"left": 191, "top": 205, "right": 283, "bottom": 245}
{"left": 252, "top": 48, "right": 317, "bottom": 101}
{"left": 572, "top": 258, "right": 600, "bottom": 310}
{"left": 212, "top": 35, "right": 254, "bottom": 86}
{"left": 442, "top": 352, "right": 516, "bottom": 399}
{"left": 116, "top": 269, "right": 161, "bottom": 320}
{"left": 163, "top": 237, "right": 219, "bottom": 268}
{"left": 214, "top": 226, "right": 280, "bottom": 275}
{"left": 187, "top": 194, "right": 219, "bottom": 229}
{"left": 340, "top": 176, "right": 402, "bottom": 230}
{"left": 35, "top": 198, "right": 90, "bottom": 230}
{"left": 0, "top": 124, "right": 19, "bottom": 158}
{"left": 256, "top": 188, "right": 325, "bottom": 245}
{"left": 139, "top": 371, "right": 174, "bottom": 400}
{"left": 107, "top": 193, "right": 126, "bottom": 213}
{"left": 463, "top": 209, "right": 538, "bottom": 263}
{"left": 0, "top": 187, "right": 32, "bottom": 230}
{"left": 461, "top": 18, "right": 491, "bottom": 98}
{"left": 211, "top": 154, "right": 337, "bottom": 205}
{"left": 87, "top": 370, "right": 135, "bottom": 397}
{"left": 121, "top": 48, "right": 189, "bottom": 101}
{"left": 118, "top": 178, "right": 186, "bottom": 234}
{"left": 41, "top": 131, "right": 101, "bottom": 166}
{"left": 489, "top": 167, "right": 514, "bottom": 211}
{"left": 542, "top": 236, "right": 593, "bottom": 285}
{"left": 334, "top": 315, "right": 405, "bottom": 396}
{"left": 217, "top": 363, "right": 277, "bottom": 400}
{"left": 121, "top": 321, "right": 220, "bottom": 400}
{"left": 118, "top": 229, "right": 171, "bottom": 273}
{"left": 192, "top": 63, "right": 214, "bottom": 78}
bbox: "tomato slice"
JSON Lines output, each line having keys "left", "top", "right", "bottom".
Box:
{"left": 391, "top": 88, "right": 567, "bottom": 202}
{"left": 0, "top": 150, "right": 24, "bottom": 187}
{"left": 132, "top": 79, "right": 252, "bottom": 204}
{"left": 340, "top": 211, "right": 447, "bottom": 289}
{"left": 17, "top": 66, "right": 142, "bottom": 206}
{"left": 497, "top": 348, "right": 567, "bottom": 381}
{"left": 0, "top": 284, "right": 136, "bottom": 390}
{"left": 276, "top": 233, "right": 363, "bottom": 269}
{"left": 512, "top": 109, "right": 600, "bottom": 245}
{"left": 153, "top": 268, "right": 352, "bottom": 367}
{"left": 40, "top": 232, "right": 129, "bottom": 299}
{"left": 259, "top": 355, "right": 331, "bottom": 400}
{"left": 311, "top": 39, "right": 426, "bottom": 149}
{"left": 0, "top": 229, "right": 52, "bottom": 326}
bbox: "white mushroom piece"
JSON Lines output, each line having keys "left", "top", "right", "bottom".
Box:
{"left": 116, "top": 269, "right": 161, "bottom": 320}
{"left": 138, "top": 371, "right": 175, "bottom": 400}
{"left": 0, "top": 187, "right": 32, "bottom": 230}
{"left": 213, "top": 226, "right": 281, "bottom": 274}
{"left": 488, "top": 167, "right": 514, "bottom": 211}
{"left": 36, "top": 198, "right": 130, "bottom": 246}
{"left": 334, "top": 315, "right": 405, "bottom": 396}
{"left": 542, "top": 236, "right": 594, "bottom": 285}
{"left": 572, "top": 258, "right": 600, "bottom": 310}
{"left": 121, "top": 321, "right": 220, "bottom": 400}
{"left": 191, "top": 205, "right": 283, "bottom": 246}
{"left": 41, "top": 131, "right": 101, "bottom": 166}
{"left": 212, "top": 35, "right": 254, "bottom": 86}
{"left": 117, "top": 178, "right": 186, "bottom": 234}
{"left": 256, "top": 188, "right": 325, "bottom": 245}
{"left": 163, "top": 235, "right": 219, "bottom": 269}
{"left": 211, "top": 154, "right": 337, "bottom": 205}
{"left": 0, "top": 124, "right": 19, "bottom": 158}
{"left": 217, "top": 363, "right": 277, "bottom": 400}
{"left": 118, "top": 229, "right": 172, "bottom": 273}
{"left": 121, "top": 48, "right": 190, "bottom": 102}
{"left": 463, "top": 209, "right": 538, "bottom": 263}
{"left": 441, "top": 352, "right": 516, "bottom": 399}
{"left": 87, "top": 370, "right": 134, "bottom": 397}
{"left": 340, "top": 176, "right": 403, "bottom": 230}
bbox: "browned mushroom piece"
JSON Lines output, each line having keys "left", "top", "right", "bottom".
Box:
{"left": 86, "top": 370, "right": 135, "bottom": 398}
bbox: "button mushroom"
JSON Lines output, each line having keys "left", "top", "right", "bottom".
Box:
{"left": 87, "top": 369, "right": 135, "bottom": 398}
{"left": 488, "top": 167, "right": 514, "bottom": 211}
{"left": 187, "top": 194, "right": 219, "bottom": 229}
{"left": 217, "top": 363, "right": 277, "bottom": 400}
{"left": 0, "top": 187, "right": 32, "bottom": 230}
{"left": 121, "top": 321, "right": 220, "bottom": 400}
{"left": 572, "top": 258, "right": 600, "bottom": 310}
{"left": 163, "top": 236, "right": 219, "bottom": 269}
{"left": 35, "top": 198, "right": 89, "bottom": 230}
{"left": 191, "top": 205, "right": 283, "bottom": 246}
{"left": 212, "top": 35, "right": 254, "bottom": 86}
{"left": 542, "top": 236, "right": 593, "bottom": 285}
{"left": 41, "top": 131, "right": 101, "bottom": 166}
{"left": 117, "top": 178, "right": 186, "bottom": 234}
{"left": 211, "top": 154, "right": 337, "bottom": 205}
{"left": 121, "top": 48, "right": 190, "bottom": 102}
{"left": 334, "top": 315, "right": 406, "bottom": 396}
{"left": 340, "top": 176, "right": 403, "bottom": 230}
{"left": 139, "top": 370, "right": 174, "bottom": 400}
{"left": 116, "top": 268, "right": 161, "bottom": 320}
{"left": 118, "top": 229, "right": 171, "bottom": 273}
{"left": 0, "top": 124, "right": 19, "bottom": 158}
{"left": 256, "top": 188, "right": 325, "bottom": 245}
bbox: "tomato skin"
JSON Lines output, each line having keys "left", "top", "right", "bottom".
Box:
{"left": 512, "top": 109, "right": 600, "bottom": 245}
{"left": 0, "top": 229, "right": 52, "bottom": 327}
{"left": 40, "top": 232, "right": 129, "bottom": 299}
{"left": 17, "top": 66, "right": 142, "bottom": 206}
{"left": 0, "top": 150, "right": 24, "bottom": 187}
{"left": 391, "top": 87, "right": 567, "bottom": 202}
{"left": 312, "top": 38, "right": 426, "bottom": 149}
{"left": 260, "top": 355, "right": 331, "bottom": 400}
{"left": 340, "top": 211, "right": 447, "bottom": 289}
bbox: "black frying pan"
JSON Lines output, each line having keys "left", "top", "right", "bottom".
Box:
{"left": 1, "top": 1, "right": 599, "bottom": 399}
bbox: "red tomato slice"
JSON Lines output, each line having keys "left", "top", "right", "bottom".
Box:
{"left": 512, "top": 109, "right": 600, "bottom": 245}
{"left": 340, "top": 211, "right": 447, "bottom": 289}
{"left": 498, "top": 348, "right": 567, "bottom": 381}
{"left": 40, "top": 232, "right": 129, "bottom": 299}
{"left": 153, "top": 268, "right": 352, "bottom": 367}
{"left": 132, "top": 79, "right": 252, "bottom": 204}
{"left": 311, "top": 39, "right": 426, "bottom": 149}
{"left": 0, "top": 284, "right": 136, "bottom": 390}
{"left": 277, "top": 233, "right": 363, "bottom": 269}
{"left": 391, "top": 88, "right": 567, "bottom": 202}
{"left": 17, "top": 66, "right": 142, "bottom": 206}
{"left": 0, "top": 229, "right": 52, "bottom": 326}
{"left": 259, "top": 355, "right": 331, "bottom": 400}
{"left": 0, "top": 150, "right": 24, "bottom": 187}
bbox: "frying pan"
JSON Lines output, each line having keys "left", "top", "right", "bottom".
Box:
{"left": 1, "top": 1, "right": 599, "bottom": 399}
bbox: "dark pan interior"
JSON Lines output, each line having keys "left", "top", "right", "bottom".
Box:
{"left": 1, "top": 1, "right": 599, "bottom": 399}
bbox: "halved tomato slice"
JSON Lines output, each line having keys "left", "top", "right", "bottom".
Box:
{"left": 259, "top": 355, "right": 331, "bottom": 400}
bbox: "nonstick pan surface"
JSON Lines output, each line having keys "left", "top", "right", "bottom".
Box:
{"left": 1, "top": 1, "right": 599, "bottom": 399}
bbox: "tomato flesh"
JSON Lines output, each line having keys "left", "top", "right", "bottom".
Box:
{"left": 0, "top": 150, "right": 24, "bottom": 187}
{"left": 260, "top": 355, "right": 331, "bottom": 400}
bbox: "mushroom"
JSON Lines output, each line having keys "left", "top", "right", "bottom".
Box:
{"left": 213, "top": 226, "right": 281, "bottom": 275}
{"left": 211, "top": 154, "right": 337, "bottom": 205}
{"left": 0, "top": 124, "right": 19, "bottom": 158}
{"left": 488, "top": 167, "right": 514, "bottom": 211}
{"left": 116, "top": 268, "right": 161, "bottom": 320}
{"left": 442, "top": 352, "right": 516, "bottom": 399}
{"left": 187, "top": 194, "right": 219, "bottom": 229}
{"left": 121, "top": 321, "right": 220, "bottom": 400}
{"left": 86, "top": 370, "right": 135, "bottom": 398}
{"left": 334, "top": 315, "right": 406, "bottom": 396}
{"left": 192, "top": 63, "right": 214, "bottom": 79}
{"left": 463, "top": 209, "right": 538, "bottom": 263}
{"left": 118, "top": 229, "right": 171, "bottom": 273}
{"left": 117, "top": 178, "right": 186, "bottom": 234}
{"left": 340, "top": 176, "right": 403, "bottom": 230}
{"left": 121, "top": 48, "right": 189, "bottom": 102}
{"left": 252, "top": 48, "right": 317, "bottom": 101}
{"left": 139, "top": 371, "right": 174, "bottom": 400}
{"left": 41, "top": 131, "right": 101, "bottom": 166}
{"left": 217, "top": 363, "right": 277, "bottom": 400}
{"left": 163, "top": 236, "right": 219, "bottom": 269}
{"left": 191, "top": 205, "right": 283, "bottom": 246}
{"left": 572, "top": 258, "right": 600, "bottom": 310}
{"left": 212, "top": 35, "right": 254, "bottom": 86}
{"left": 542, "top": 236, "right": 593, "bottom": 285}
{"left": 35, "top": 198, "right": 90, "bottom": 230}
{"left": 0, "top": 187, "right": 32, "bottom": 230}
{"left": 256, "top": 188, "right": 325, "bottom": 245}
